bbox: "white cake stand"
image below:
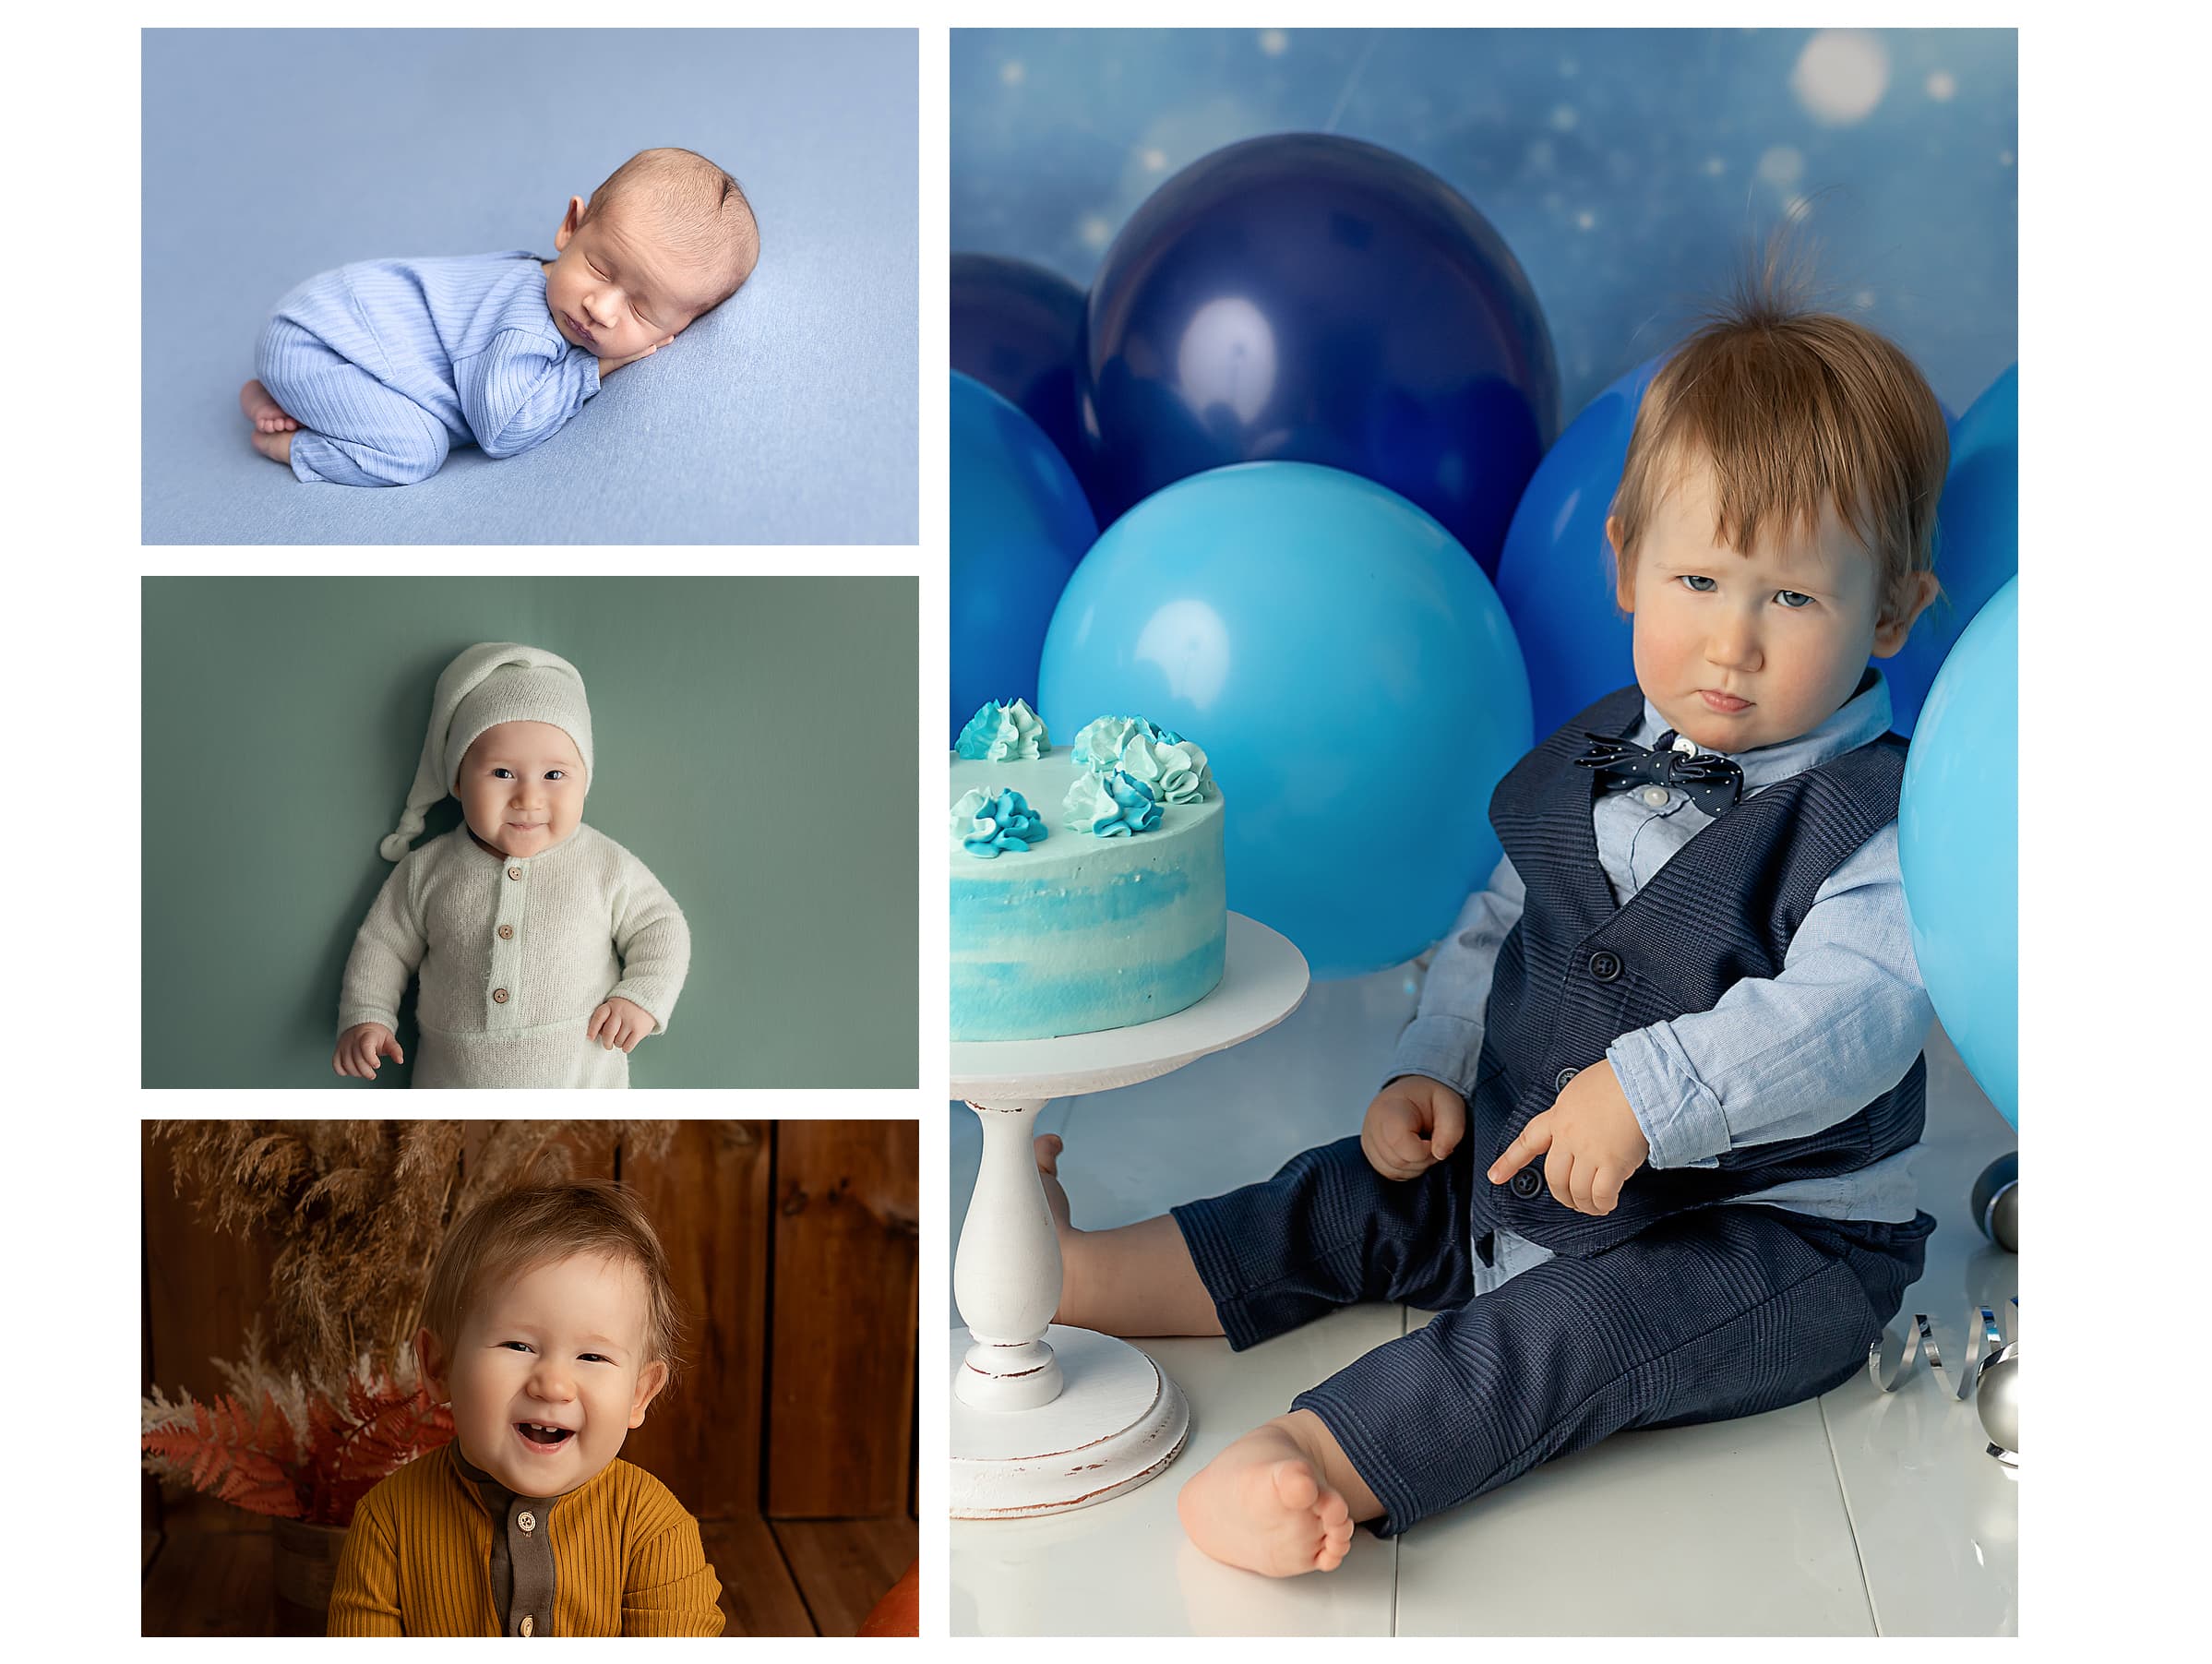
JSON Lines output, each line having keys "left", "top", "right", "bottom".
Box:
{"left": 951, "top": 912, "right": 1310, "bottom": 1519}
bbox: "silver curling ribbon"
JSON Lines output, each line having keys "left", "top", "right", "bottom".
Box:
{"left": 1867, "top": 1298, "right": 2019, "bottom": 1467}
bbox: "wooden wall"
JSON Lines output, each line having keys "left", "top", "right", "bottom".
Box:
{"left": 141, "top": 1119, "right": 917, "bottom": 1525}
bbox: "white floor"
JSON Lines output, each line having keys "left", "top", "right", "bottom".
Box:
{"left": 949, "top": 961, "right": 2020, "bottom": 1636}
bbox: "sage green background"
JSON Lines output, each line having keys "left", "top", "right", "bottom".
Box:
{"left": 143, "top": 577, "right": 918, "bottom": 1089}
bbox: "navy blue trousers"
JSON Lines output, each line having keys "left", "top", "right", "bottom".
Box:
{"left": 1170, "top": 1134, "right": 1933, "bottom": 1537}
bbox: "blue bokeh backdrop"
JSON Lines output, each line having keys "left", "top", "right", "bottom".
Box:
{"left": 951, "top": 27, "right": 2015, "bottom": 422}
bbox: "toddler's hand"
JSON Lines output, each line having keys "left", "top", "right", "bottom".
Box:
{"left": 1361, "top": 1076, "right": 1468, "bottom": 1180}
{"left": 333, "top": 1023, "right": 403, "bottom": 1080}
{"left": 587, "top": 996, "right": 657, "bottom": 1054}
{"left": 1488, "top": 1060, "right": 1650, "bottom": 1216}
{"left": 600, "top": 335, "right": 676, "bottom": 377}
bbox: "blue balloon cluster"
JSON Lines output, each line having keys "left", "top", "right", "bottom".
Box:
{"left": 952, "top": 130, "right": 2016, "bottom": 1016}
{"left": 1898, "top": 578, "right": 2019, "bottom": 1125}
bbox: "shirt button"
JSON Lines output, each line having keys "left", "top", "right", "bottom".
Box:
{"left": 492, "top": 988, "right": 509, "bottom": 1004}
{"left": 1640, "top": 785, "right": 1670, "bottom": 808}
{"left": 1588, "top": 950, "right": 1623, "bottom": 982}
{"left": 1555, "top": 1066, "right": 1580, "bottom": 1091}
{"left": 517, "top": 1510, "right": 535, "bottom": 1533}
{"left": 1511, "top": 1167, "right": 1544, "bottom": 1200}
{"left": 497, "top": 925, "right": 514, "bottom": 940}
{"left": 520, "top": 1614, "right": 534, "bottom": 1637}
{"left": 508, "top": 866, "right": 523, "bottom": 881}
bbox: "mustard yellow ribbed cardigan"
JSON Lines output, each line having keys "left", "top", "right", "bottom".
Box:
{"left": 328, "top": 1443, "right": 723, "bottom": 1636}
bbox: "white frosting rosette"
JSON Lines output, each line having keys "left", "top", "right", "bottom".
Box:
{"left": 1116, "top": 730, "right": 1214, "bottom": 805}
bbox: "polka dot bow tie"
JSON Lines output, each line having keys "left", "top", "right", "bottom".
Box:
{"left": 1573, "top": 730, "right": 1744, "bottom": 818}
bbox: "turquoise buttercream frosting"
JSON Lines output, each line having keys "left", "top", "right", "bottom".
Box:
{"left": 1070, "top": 713, "right": 1160, "bottom": 776}
{"left": 955, "top": 699, "right": 1049, "bottom": 761}
{"left": 1118, "top": 730, "right": 1214, "bottom": 805}
{"left": 1063, "top": 769, "right": 1162, "bottom": 837}
{"left": 952, "top": 785, "right": 1050, "bottom": 858}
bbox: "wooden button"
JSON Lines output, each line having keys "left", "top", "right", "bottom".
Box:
{"left": 492, "top": 988, "right": 509, "bottom": 1004}
{"left": 520, "top": 1614, "right": 534, "bottom": 1637}
{"left": 497, "top": 925, "right": 514, "bottom": 940}
{"left": 508, "top": 866, "right": 523, "bottom": 880}
{"left": 517, "top": 1509, "right": 535, "bottom": 1533}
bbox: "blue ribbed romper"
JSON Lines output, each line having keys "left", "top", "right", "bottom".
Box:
{"left": 256, "top": 253, "right": 601, "bottom": 486}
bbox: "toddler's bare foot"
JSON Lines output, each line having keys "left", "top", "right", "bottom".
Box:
{"left": 250, "top": 427, "right": 294, "bottom": 466}
{"left": 239, "top": 378, "right": 299, "bottom": 433}
{"left": 1178, "top": 1416, "right": 1357, "bottom": 1576}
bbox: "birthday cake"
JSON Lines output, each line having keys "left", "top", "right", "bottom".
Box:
{"left": 950, "top": 700, "right": 1226, "bottom": 1042}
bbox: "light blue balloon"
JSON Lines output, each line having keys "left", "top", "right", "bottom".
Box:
{"left": 951, "top": 371, "right": 1096, "bottom": 744}
{"left": 1886, "top": 364, "right": 2018, "bottom": 736}
{"left": 1493, "top": 354, "right": 1661, "bottom": 737}
{"left": 1899, "top": 577, "right": 2018, "bottom": 1125}
{"left": 1039, "top": 461, "right": 1534, "bottom": 979}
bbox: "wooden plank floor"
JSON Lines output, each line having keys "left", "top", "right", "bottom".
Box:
{"left": 142, "top": 1498, "right": 918, "bottom": 1637}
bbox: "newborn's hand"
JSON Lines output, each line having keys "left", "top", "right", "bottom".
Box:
{"left": 599, "top": 335, "right": 676, "bottom": 377}
{"left": 334, "top": 1023, "right": 403, "bottom": 1080}
{"left": 1488, "top": 1060, "right": 1650, "bottom": 1216}
{"left": 587, "top": 996, "right": 657, "bottom": 1054}
{"left": 1361, "top": 1076, "right": 1467, "bottom": 1180}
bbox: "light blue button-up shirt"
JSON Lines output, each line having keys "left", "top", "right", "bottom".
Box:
{"left": 1388, "top": 671, "right": 1930, "bottom": 1287}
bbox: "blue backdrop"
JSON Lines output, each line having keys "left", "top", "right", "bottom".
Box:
{"left": 144, "top": 29, "right": 917, "bottom": 545}
{"left": 951, "top": 27, "right": 2015, "bottom": 422}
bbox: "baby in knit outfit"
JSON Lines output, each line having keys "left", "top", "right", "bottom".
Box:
{"left": 336, "top": 642, "right": 690, "bottom": 1089}
{"left": 329, "top": 1181, "right": 724, "bottom": 1636}
{"left": 241, "top": 147, "right": 759, "bottom": 485}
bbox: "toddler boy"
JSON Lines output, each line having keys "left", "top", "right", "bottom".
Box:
{"left": 335, "top": 641, "right": 690, "bottom": 1088}
{"left": 328, "top": 1180, "right": 723, "bottom": 1635}
{"left": 242, "top": 147, "right": 759, "bottom": 485}
{"left": 1041, "top": 271, "right": 1953, "bottom": 1575}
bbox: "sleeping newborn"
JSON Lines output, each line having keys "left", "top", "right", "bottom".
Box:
{"left": 240, "top": 148, "right": 759, "bottom": 485}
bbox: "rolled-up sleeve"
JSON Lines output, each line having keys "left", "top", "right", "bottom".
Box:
{"left": 1383, "top": 854, "right": 1526, "bottom": 1099}
{"left": 338, "top": 856, "right": 426, "bottom": 1036}
{"left": 1607, "top": 824, "right": 1933, "bottom": 1169}
{"left": 454, "top": 329, "right": 600, "bottom": 458}
{"left": 606, "top": 854, "right": 691, "bottom": 1032}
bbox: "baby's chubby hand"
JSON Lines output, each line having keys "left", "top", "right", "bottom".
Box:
{"left": 1361, "top": 1076, "right": 1468, "bottom": 1180}
{"left": 1488, "top": 1060, "right": 1650, "bottom": 1216}
{"left": 599, "top": 335, "right": 676, "bottom": 377}
{"left": 334, "top": 1023, "right": 403, "bottom": 1080}
{"left": 587, "top": 996, "right": 657, "bottom": 1054}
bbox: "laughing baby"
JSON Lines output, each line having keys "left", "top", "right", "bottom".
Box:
{"left": 335, "top": 642, "right": 690, "bottom": 1088}
{"left": 242, "top": 148, "right": 759, "bottom": 485}
{"left": 328, "top": 1180, "right": 724, "bottom": 1635}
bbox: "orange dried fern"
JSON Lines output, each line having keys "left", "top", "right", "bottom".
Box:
{"left": 142, "top": 1322, "right": 455, "bottom": 1526}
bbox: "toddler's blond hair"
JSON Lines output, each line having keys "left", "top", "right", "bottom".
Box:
{"left": 1609, "top": 224, "right": 1950, "bottom": 623}
{"left": 421, "top": 1179, "right": 687, "bottom": 1385}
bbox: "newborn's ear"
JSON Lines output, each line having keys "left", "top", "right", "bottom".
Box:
{"left": 554, "top": 196, "right": 586, "bottom": 253}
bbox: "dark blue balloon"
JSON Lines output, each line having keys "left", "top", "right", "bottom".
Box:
{"left": 1079, "top": 133, "right": 1560, "bottom": 580}
{"left": 951, "top": 371, "right": 1096, "bottom": 744}
{"left": 951, "top": 253, "right": 1094, "bottom": 502}
{"left": 1493, "top": 354, "right": 1664, "bottom": 737}
{"left": 1885, "top": 364, "right": 2018, "bottom": 735}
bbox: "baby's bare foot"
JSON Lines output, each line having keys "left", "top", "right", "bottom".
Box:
{"left": 1178, "top": 1418, "right": 1356, "bottom": 1577}
{"left": 239, "top": 377, "right": 299, "bottom": 434}
{"left": 250, "top": 427, "right": 294, "bottom": 466}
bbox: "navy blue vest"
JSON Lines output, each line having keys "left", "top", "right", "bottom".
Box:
{"left": 1471, "top": 685, "right": 1926, "bottom": 1255}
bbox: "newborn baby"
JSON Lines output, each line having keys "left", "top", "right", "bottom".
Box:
{"left": 242, "top": 147, "right": 759, "bottom": 485}
{"left": 336, "top": 642, "right": 691, "bottom": 1088}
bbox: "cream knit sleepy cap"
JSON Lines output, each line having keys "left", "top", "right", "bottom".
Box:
{"left": 380, "top": 642, "right": 595, "bottom": 862}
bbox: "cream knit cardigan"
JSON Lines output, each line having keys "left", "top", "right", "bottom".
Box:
{"left": 339, "top": 825, "right": 690, "bottom": 1089}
